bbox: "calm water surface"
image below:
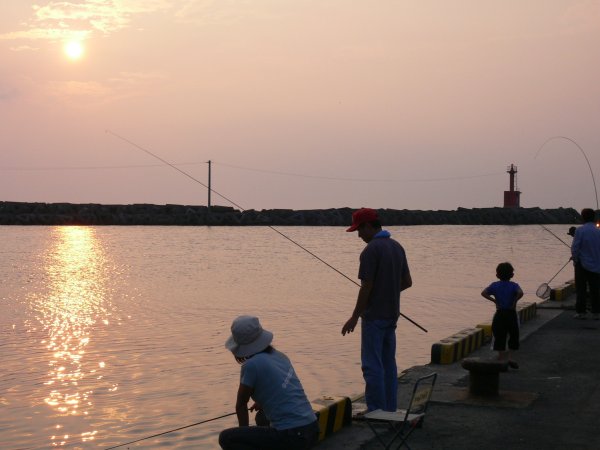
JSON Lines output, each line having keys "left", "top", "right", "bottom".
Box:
{"left": 0, "top": 225, "right": 575, "bottom": 449}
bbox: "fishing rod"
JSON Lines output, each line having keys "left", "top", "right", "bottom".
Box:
{"left": 105, "top": 130, "right": 427, "bottom": 333}
{"left": 539, "top": 224, "right": 570, "bottom": 248}
{"left": 104, "top": 411, "right": 236, "bottom": 449}
{"left": 536, "top": 136, "right": 599, "bottom": 211}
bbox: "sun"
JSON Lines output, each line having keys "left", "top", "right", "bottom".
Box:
{"left": 64, "top": 41, "right": 84, "bottom": 60}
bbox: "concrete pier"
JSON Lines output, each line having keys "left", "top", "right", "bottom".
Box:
{"left": 315, "top": 293, "right": 600, "bottom": 449}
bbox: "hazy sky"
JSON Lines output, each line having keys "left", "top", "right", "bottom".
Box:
{"left": 1, "top": 1, "right": 599, "bottom": 211}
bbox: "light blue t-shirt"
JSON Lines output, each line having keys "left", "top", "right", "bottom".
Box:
{"left": 241, "top": 350, "right": 316, "bottom": 430}
{"left": 572, "top": 222, "right": 600, "bottom": 273}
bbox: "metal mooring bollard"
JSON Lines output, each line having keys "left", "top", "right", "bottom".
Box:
{"left": 461, "top": 357, "right": 509, "bottom": 397}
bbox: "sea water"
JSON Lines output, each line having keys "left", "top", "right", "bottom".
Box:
{"left": 0, "top": 224, "right": 575, "bottom": 449}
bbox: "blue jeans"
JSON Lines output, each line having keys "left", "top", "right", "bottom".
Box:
{"left": 361, "top": 318, "right": 398, "bottom": 411}
{"left": 219, "top": 421, "right": 319, "bottom": 450}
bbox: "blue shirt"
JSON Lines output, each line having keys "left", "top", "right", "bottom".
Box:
{"left": 241, "top": 350, "right": 316, "bottom": 430}
{"left": 572, "top": 222, "right": 600, "bottom": 273}
{"left": 485, "top": 280, "right": 522, "bottom": 310}
{"left": 358, "top": 230, "right": 410, "bottom": 321}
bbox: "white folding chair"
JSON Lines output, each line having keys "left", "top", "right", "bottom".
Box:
{"left": 356, "top": 372, "right": 437, "bottom": 449}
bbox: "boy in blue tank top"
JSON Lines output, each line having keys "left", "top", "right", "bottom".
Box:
{"left": 481, "top": 262, "right": 524, "bottom": 369}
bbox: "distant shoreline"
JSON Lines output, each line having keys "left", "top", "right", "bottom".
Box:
{"left": 0, "top": 201, "right": 580, "bottom": 226}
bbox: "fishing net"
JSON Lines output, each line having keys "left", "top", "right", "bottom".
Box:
{"left": 536, "top": 283, "right": 551, "bottom": 299}
{"left": 536, "top": 259, "right": 572, "bottom": 300}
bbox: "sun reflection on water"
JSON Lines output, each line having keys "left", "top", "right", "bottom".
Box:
{"left": 36, "top": 226, "right": 112, "bottom": 446}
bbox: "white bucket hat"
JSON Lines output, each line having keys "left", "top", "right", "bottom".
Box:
{"left": 225, "top": 315, "right": 273, "bottom": 358}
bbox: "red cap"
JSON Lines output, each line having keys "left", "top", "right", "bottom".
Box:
{"left": 346, "top": 208, "right": 379, "bottom": 232}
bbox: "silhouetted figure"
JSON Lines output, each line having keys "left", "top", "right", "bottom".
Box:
{"left": 219, "top": 316, "right": 318, "bottom": 450}
{"left": 342, "top": 208, "right": 412, "bottom": 412}
{"left": 481, "top": 262, "right": 524, "bottom": 369}
{"left": 571, "top": 209, "right": 600, "bottom": 319}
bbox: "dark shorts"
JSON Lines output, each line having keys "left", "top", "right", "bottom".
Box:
{"left": 492, "top": 309, "right": 519, "bottom": 351}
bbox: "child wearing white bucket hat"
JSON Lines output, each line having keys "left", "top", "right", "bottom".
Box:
{"left": 219, "top": 315, "right": 318, "bottom": 450}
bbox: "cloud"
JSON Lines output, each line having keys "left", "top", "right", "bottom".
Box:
{"left": 49, "top": 80, "right": 113, "bottom": 98}
{"left": 9, "top": 45, "right": 40, "bottom": 52}
{"left": 173, "top": 0, "right": 277, "bottom": 25}
{"left": 0, "top": 86, "right": 19, "bottom": 102}
{"left": 561, "top": 0, "right": 600, "bottom": 34}
{"left": 0, "top": 0, "right": 171, "bottom": 44}
{"left": 107, "top": 71, "right": 167, "bottom": 84}
{"left": 0, "top": 27, "right": 91, "bottom": 42}
{"left": 33, "top": 1, "right": 130, "bottom": 34}
{"left": 45, "top": 70, "right": 168, "bottom": 105}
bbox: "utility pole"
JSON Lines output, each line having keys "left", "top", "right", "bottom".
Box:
{"left": 207, "top": 160, "right": 212, "bottom": 213}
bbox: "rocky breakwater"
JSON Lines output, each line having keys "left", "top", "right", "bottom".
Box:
{"left": 0, "top": 201, "right": 580, "bottom": 226}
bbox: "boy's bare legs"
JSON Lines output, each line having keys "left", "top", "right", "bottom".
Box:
{"left": 498, "top": 350, "right": 518, "bottom": 369}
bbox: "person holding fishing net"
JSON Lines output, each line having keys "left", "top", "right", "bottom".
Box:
{"left": 571, "top": 208, "right": 600, "bottom": 320}
{"left": 481, "top": 262, "right": 524, "bottom": 369}
{"left": 342, "top": 208, "right": 412, "bottom": 412}
{"left": 219, "top": 315, "right": 319, "bottom": 450}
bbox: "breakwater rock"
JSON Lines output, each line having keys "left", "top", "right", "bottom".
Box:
{"left": 0, "top": 202, "right": 580, "bottom": 226}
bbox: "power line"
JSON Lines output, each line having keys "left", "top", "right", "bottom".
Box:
{"left": 0, "top": 160, "right": 505, "bottom": 183}
{"left": 214, "top": 161, "right": 504, "bottom": 182}
{"left": 105, "top": 129, "right": 428, "bottom": 333}
{"left": 0, "top": 162, "right": 207, "bottom": 171}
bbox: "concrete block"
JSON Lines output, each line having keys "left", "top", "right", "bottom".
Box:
{"left": 431, "top": 327, "right": 484, "bottom": 364}
{"left": 517, "top": 302, "right": 537, "bottom": 322}
{"left": 311, "top": 396, "right": 352, "bottom": 441}
{"left": 476, "top": 322, "right": 492, "bottom": 341}
{"left": 551, "top": 280, "right": 575, "bottom": 301}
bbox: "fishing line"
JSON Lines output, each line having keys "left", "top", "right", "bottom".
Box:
{"left": 105, "top": 129, "right": 427, "bottom": 333}
{"left": 535, "top": 259, "right": 572, "bottom": 299}
{"left": 539, "top": 224, "right": 570, "bottom": 248}
{"left": 104, "top": 411, "right": 236, "bottom": 449}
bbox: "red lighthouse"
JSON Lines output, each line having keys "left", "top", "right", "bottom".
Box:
{"left": 503, "top": 164, "right": 521, "bottom": 208}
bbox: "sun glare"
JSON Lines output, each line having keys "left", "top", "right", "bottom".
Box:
{"left": 64, "top": 41, "right": 84, "bottom": 60}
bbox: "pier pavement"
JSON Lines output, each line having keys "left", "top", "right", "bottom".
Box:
{"left": 316, "top": 295, "right": 600, "bottom": 449}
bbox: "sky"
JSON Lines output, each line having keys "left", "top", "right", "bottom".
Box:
{"left": 1, "top": 1, "right": 599, "bottom": 212}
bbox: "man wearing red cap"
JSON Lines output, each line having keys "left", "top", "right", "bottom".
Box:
{"left": 342, "top": 208, "right": 412, "bottom": 412}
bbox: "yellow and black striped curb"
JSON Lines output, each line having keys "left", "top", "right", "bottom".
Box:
{"left": 517, "top": 301, "right": 537, "bottom": 322}
{"left": 311, "top": 396, "right": 352, "bottom": 441}
{"left": 432, "top": 302, "right": 538, "bottom": 364}
{"left": 551, "top": 279, "right": 575, "bottom": 301}
{"left": 430, "top": 327, "right": 485, "bottom": 365}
